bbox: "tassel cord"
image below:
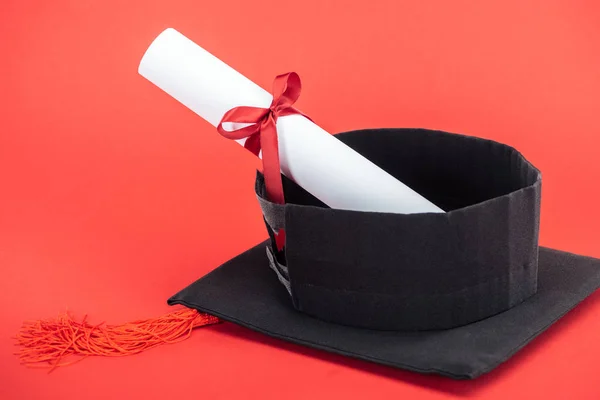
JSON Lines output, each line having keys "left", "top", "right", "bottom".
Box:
{"left": 15, "top": 308, "right": 220, "bottom": 371}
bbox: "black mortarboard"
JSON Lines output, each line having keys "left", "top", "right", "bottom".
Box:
{"left": 168, "top": 128, "right": 600, "bottom": 379}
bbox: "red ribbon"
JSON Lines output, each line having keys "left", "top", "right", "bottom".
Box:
{"left": 217, "top": 72, "right": 311, "bottom": 250}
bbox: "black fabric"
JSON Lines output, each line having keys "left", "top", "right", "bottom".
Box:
{"left": 168, "top": 242, "right": 600, "bottom": 379}
{"left": 266, "top": 246, "right": 291, "bottom": 296}
{"left": 257, "top": 172, "right": 328, "bottom": 267}
{"left": 168, "top": 127, "right": 600, "bottom": 379}
{"left": 256, "top": 129, "right": 542, "bottom": 331}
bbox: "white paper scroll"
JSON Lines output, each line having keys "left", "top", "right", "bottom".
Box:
{"left": 138, "top": 28, "right": 443, "bottom": 214}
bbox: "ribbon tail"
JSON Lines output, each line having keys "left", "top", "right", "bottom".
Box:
{"left": 260, "top": 117, "right": 285, "bottom": 205}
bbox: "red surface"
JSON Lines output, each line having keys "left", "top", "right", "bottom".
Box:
{"left": 1, "top": 1, "right": 600, "bottom": 399}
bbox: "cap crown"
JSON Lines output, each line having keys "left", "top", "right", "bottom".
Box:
{"left": 257, "top": 128, "right": 541, "bottom": 331}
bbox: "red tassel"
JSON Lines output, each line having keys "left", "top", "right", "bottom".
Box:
{"left": 15, "top": 308, "right": 220, "bottom": 371}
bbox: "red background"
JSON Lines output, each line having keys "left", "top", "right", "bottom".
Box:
{"left": 1, "top": 1, "right": 600, "bottom": 399}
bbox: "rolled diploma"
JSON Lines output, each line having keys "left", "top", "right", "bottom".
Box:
{"left": 138, "top": 28, "right": 443, "bottom": 214}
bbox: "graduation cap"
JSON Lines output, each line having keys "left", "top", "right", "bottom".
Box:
{"left": 167, "top": 127, "right": 600, "bottom": 379}
{"left": 15, "top": 30, "right": 600, "bottom": 379}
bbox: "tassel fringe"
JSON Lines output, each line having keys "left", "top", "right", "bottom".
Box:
{"left": 15, "top": 308, "right": 220, "bottom": 371}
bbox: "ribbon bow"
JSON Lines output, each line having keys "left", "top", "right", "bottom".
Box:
{"left": 217, "top": 72, "right": 311, "bottom": 250}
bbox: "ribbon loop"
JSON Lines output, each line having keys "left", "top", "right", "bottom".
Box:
{"left": 270, "top": 72, "right": 302, "bottom": 113}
